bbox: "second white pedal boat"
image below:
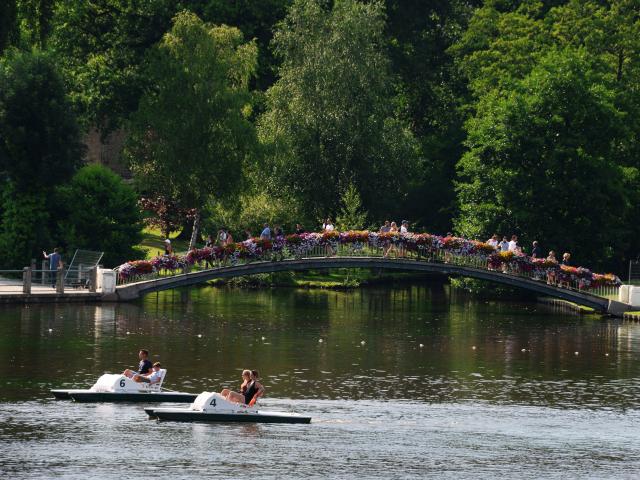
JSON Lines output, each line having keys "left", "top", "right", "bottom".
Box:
{"left": 145, "top": 392, "right": 312, "bottom": 424}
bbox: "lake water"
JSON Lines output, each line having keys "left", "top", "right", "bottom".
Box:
{"left": 1, "top": 284, "right": 639, "bottom": 478}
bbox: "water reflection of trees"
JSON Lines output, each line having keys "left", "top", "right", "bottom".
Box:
{"left": 0, "top": 287, "right": 638, "bottom": 408}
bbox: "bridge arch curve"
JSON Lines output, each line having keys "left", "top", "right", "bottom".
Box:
{"left": 114, "top": 257, "right": 616, "bottom": 313}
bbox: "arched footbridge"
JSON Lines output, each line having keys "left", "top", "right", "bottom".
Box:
{"left": 112, "top": 254, "right": 629, "bottom": 315}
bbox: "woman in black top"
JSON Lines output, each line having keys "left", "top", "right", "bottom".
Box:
{"left": 221, "top": 370, "right": 252, "bottom": 404}
{"left": 244, "top": 370, "right": 265, "bottom": 406}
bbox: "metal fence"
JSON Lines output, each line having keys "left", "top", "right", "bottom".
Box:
{"left": 0, "top": 266, "right": 99, "bottom": 294}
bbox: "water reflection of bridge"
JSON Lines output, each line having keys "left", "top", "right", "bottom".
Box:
{"left": 112, "top": 255, "right": 631, "bottom": 316}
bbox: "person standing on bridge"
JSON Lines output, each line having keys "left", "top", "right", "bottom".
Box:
{"left": 531, "top": 241, "right": 542, "bottom": 259}
{"left": 43, "top": 248, "right": 62, "bottom": 288}
{"left": 508, "top": 235, "right": 518, "bottom": 252}
{"left": 499, "top": 237, "right": 509, "bottom": 252}
{"left": 163, "top": 239, "right": 173, "bottom": 256}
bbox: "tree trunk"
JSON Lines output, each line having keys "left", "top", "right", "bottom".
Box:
{"left": 188, "top": 211, "right": 201, "bottom": 251}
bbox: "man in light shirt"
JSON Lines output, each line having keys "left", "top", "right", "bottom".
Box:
{"left": 508, "top": 235, "right": 518, "bottom": 252}
{"left": 134, "top": 362, "right": 163, "bottom": 384}
{"left": 499, "top": 236, "right": 509, "bottom": 252}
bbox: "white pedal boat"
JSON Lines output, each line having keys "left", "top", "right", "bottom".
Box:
{"left": 51, "top": 370, "right": 198, "bottom": 403}
{"left": 145, "top": 392, "right": 311, "bottom": 424}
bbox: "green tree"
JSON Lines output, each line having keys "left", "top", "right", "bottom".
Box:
{"left": 57, "top": 164, "right": 143, "bottom": 267}
{"left": 336, "top": 183, "right": 368, "bottom": 231}
{"left": 126, "top": 11, "right": 258, "bottom": 249}
{"left": 0, "top": 0, "right": 18, "bottom": 53}
{"left": 455, "top": 49, "right": 630, "bottom": 266}
{"left": 385, "top": 0, "right": 481, "bottom": 231}
{"left": 0, "top": 49, "right": 82, "bottom": 191}
{"left": 452, "top": 0, "right": 640, "bottom": 266}
{"left": 49, "top": 0, "right": 177, "bottom": 129}
{"left": 189, "top": 0, "right": 292, "bottom": 90}
{"left": 0, "top": 184, "right": 51, "bottom": 268}
{"left": 17, "top": 0, "right": 56, "bottom": 47}
{"left": 0, "top": 50, "right": 82, "bottom": 267}
{"left": 259, "top": 0, "right": 420, "bottom": 221}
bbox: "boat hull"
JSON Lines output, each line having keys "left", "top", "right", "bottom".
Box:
{"left": 52, "top": 390, "right": 198, "bottom": 403}
{"left": 51, "top": 389, "right": 73, "bottom": 400}
{"left": 145, "top": 407, "right": 311, "bottom": 424}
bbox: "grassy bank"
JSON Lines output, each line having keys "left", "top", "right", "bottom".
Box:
{"left": 136, "top": 227, "right": 190, "bottom": 259}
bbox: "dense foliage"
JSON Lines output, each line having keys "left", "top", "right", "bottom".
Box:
{"left": 259, "top": 0, "right": 419, "bottom": 220}
{"left": 56, "top": 164, "right": 143, "bottom": 267}
{"left": 0, "top": 0, "right": 639, "bottom": 271}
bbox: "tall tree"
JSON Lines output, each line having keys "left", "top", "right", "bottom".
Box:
{"left": 17, "top": 0, "right": 56, "bottom": 47}
{"left": 259, "top": 0, "right": 419, "bottom": 221}
{"left": 0, "top": 50, "right": 82, "bottom": 267}
{"left": 455, "top": 49, "right": 630, "bottom": 266}
{"left": 385, "top": 0, "right": 481, "bottom": 232}
{"left": 126, "top": 11, "right": 258, "bottom": 249}
{"left": 0, "top": 0, "right": 18, "bottom": 53}
{"left": 188, "top": 0, "right": 293, "bottom": 90}
{"left": 49, "top": 0, "right": 177, "bottom": 130}
{"left": 452, "top": 0, "right": 640, "bottom": 267}
{"left": 0, "top": 49, "right": 82, "bottom": 192}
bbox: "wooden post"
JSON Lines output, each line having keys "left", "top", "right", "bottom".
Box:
{"left": 89, "top": 267, "right": 97, "bottom": 292}
{"left": 22, "top": 267, "right": 32, "bottom": 294}
{"left": 41, "top": 260, "right": 47, "bottom": 284}
{"left": 56, "top": 266, "right": 64, "bottom": 294}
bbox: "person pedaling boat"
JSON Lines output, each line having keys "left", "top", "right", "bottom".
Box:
{"left": 221, "top": 370, "right": 265, "bottom": 406}
{"left": 122, "top": 349, "right": 154, "bottom": 383}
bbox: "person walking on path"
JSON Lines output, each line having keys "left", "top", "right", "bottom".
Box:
{"left": 43, "top": 248, "right": 62, "bottom": 288}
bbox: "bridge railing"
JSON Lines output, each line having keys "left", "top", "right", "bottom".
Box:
{"left": 114, "top": 240, "right": 620, "bottom": 301}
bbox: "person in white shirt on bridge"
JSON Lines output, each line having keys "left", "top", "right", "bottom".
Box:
{"left": 508, "top": 235, "right": 518, "bottom": 252}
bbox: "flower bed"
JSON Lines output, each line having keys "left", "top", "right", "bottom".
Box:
{"left": 117, "top": 230, "right": 621, "bottom": 288}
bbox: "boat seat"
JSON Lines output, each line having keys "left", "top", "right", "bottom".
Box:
{"left": 146, "top": 369, "right": 167, "bottom": 392}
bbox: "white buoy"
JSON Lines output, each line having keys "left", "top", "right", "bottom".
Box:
{"left": 419, "top": 344, "right": 424, "bottom": 348}
{"left": 197, "top": 334, "right": 202, "bottom": 338}
{"left": 48, "top": 328, "right": 53, "bottom": 333}
{"left": 318, "top": 339, "right": 323, "bottom": 343}
{"left": 126, "top": 331, "right": 130, "bottom": 335}
{"left": 472, "top": 346, "right": 476, "bottom": 350}
{"left": 521, "top": 348, "right": 526, "bottom": 352}
{"left": 574, "top": 351, "right": 579, "bottom": 355}
{"left": 360, "top": 340, "right": 366, "bottom": 345}
{"left": 605, "top": 353, "right": 609, "bottom": 356}
{"left": 261, "top": 336, "right": 266, "bottom": 341}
